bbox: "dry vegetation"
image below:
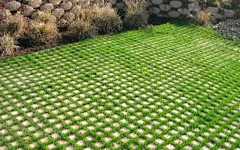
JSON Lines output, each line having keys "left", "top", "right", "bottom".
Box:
{"left": 0, "top": 34, "right": 19, "bottom": 56}
{"left": 23, "top": 20, "right": 60, "bottom": 45}
{"left": 197, "top": 10, "right": 213, "bottom": 27}
{"left": 0, "top": 0, "right": 149, "bottom": 58}
{"left": 36, "top": 12, "right": 57, "bottom": 24}
{"left": 123, "top": 0, "right": 149, "bottom": 30}
{"left": 63, "top": 20, "right": 98, "bottom": 42}
{"left": 0, "top": 13, "right": 24, "bottom": 56}
{"left": 0, "top": 13, "right": 25, "bottom": 37}
{"left": 22, "top": 12, "right": 60, "bottom": 45}
{"left": 90, "top": 4, "right": 122, "bottom": 34}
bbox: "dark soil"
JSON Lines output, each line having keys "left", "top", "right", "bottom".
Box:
{"left": 149, "top": 15, "right": 172, "bottom": 25}
{"left": 0, "top": 43, "right": 60, "bottom": 60}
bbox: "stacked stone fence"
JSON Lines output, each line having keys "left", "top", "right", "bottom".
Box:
{"left": 148, "top": 0, "right": 238, "bottom": 20}
{"left": 0, "top": 0, "right": 239, "bottom": 22}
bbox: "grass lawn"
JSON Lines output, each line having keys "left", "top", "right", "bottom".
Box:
{"left": 0, "top": 22, "right": 240, "bottom": 149}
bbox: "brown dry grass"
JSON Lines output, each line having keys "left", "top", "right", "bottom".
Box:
{"left": 123, "top": 0, "right": 149, "bottom": 30}
{"left": 0, "top": 13, "right": 25, "bottom": 38}
{"left": 197, "top": 10, "right": 213, "bottom": 27}
{"left": 23, "top": 20, "right": 60, "bottom": 45}
{"left": 0, "top": 34, "right": 19, "bottom": 56}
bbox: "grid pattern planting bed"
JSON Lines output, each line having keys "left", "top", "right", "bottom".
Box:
{"left": 0, "top": 22, "right": 240, "bottom": 149}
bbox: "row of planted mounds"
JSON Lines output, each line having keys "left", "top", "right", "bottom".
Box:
{"left": 0, "top": 0, "right": 149, "bottom": 58}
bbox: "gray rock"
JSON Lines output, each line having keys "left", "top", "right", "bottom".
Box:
{"left": 22, "top": 0, "right": 29, "bottom": 4}
{"left": 31, "top": 11, "right": 39, "bottom": 19}
{"left": 214, "top": 13, "right": 223, "bottom": 19}
{"left": 70, "top": 5, "right": 80, "bottom": 13}
{"left": 49, "top": 0, "right": 62, "bottom": 6}
{"left": 69, "top": 0, "right": 79, "bottom": 4}
{"left": 60, "top": 1, "right": 73, "bottom": 10}
{"left": 205, "top": 7, "right": 218, "bottom": 14}
{"left": 168, "top": 11, "right": 180, "bottom": 18}
{"left": 5, "top": 1, "right": 21, "bottom": 12}
{"left": 188, "top": 4, "right": 201, "bottom": 12}
{"left": 109, "top": 0, "right": 117, "bottom": 5}
{"left": 58, "top": 19, "right": 68, "bottom": 28}
{"left": 116, "top": 2, "right": 125, "bottom": 9}
{"left": 157, "top": 14, "right": 169, "bottom": 18}
{"left": 148, "top": 7, "right": 161, "bottom": 14}
{"left": 186, "top": 13, "right": 195, "bottom": 19}
{"left": 22, "top": 5, "right": 34, "bottom": 16}
{"left": 63, "top": 12, "right": 75, "bottom": 22}
{"left": 28, "top": 0, "right": 42, "bottom": 8}
{"left": 40, "top": 3, "right": 54, "bottom": 13}
{"left": 178, "top": 8, "right": 190, "bottom": 15}
{"left": 151, "top": 0, "right": 163, "bottom": 5}
{"left": 224, "top": 9, "right": 235, "bottom": 18}
{"left": 70, "top": 5, "right": 81, "bottom": 19}
{"left": 169, "top": 1, "right": 182, "bottom": 8}
{"left": 52, "top": 8, "right": 65, "bottom": 18}
{"left": 159, "top": 4, "right": 171, "bottom": 12}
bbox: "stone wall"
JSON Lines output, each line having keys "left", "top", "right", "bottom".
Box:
{"left": 0, "top": 0, "right": 238, "bottom": 22}
{"left": 0, "top": 0, "right": 11, "bottom": 9}
{"left": 2, "top": 0, "right": 86, "bottom": 21}
{"left": 147, "top": 0, "right": 236, "bottom": 19}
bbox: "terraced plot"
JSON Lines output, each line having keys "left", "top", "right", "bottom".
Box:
{"left": 0, "top": 22, "right": 240, "bottom": 149}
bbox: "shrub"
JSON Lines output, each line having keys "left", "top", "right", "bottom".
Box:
{"left": 0, "top": 34, "right": 19, "bottom": 56}
{"left": 68, "top": 2, "right": 122, "bottom": 35}
{"left": 197, "top": 10, "right": 213, "bottom": 27}
{"left": 0, "top": 13, "right": 25, "bottom": 38}
{"left": 62, "top": 20, "right": 98, "bottom": 43}
{"left": 71, "top": 4, "right": 91, "bottom": 21}
{"left": 123, "top": 0, "right": 149, "bottom": 30}
{"left": 36, "top": 12, "right": 57, "bottom": 24}
{"left": 23, "top": 20, "right": 60, "bottom": 45}
{"left": 124, "top": 10, "right": 149, "bottom": 30}
{"left": 125, "top": 0, "right": 148, "bottom": 13}
{"left": 20, "top": 12, "right": 60, "bottom": 46}
{"left": 90, "top": 4, "right": 122, "bottom": 34}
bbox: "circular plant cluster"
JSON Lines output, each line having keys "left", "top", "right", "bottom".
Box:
{"left": 215, "top": 19, "right": 240, "bottom": 39}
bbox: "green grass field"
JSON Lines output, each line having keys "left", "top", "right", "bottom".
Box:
{"left": 0, "top": 22, "right": 240, "bottom": 149}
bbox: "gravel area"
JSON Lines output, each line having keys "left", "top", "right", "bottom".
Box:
{"left": 215, "top": 19, "right": 240, "bottom": 39}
